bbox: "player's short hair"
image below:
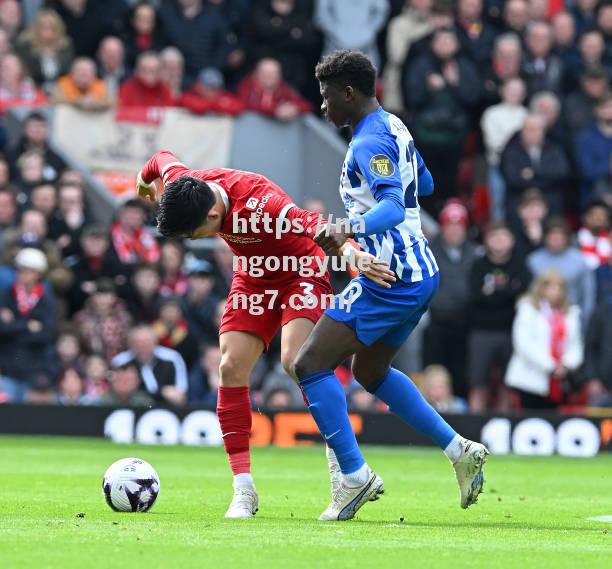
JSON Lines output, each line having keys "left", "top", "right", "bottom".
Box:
{"left": 156, "top": 176, "right": 216, "bottom": 238}
{"left": 315, "top": 49, "right": 376, "bottom": 97}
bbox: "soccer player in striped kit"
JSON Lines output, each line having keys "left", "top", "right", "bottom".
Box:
{"left": 294, "top": 50, "right": 489, "bottom": 521}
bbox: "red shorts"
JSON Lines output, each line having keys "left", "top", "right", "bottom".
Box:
{"left": 219, "top": 274, "right": 333, "bottom": 350}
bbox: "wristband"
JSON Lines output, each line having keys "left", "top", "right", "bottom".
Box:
{"left": 137, "top": 171, "right": 153, "bottom": 188}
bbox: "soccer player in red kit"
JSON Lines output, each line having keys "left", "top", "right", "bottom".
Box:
{"left": 136, "top": 150, "right": 394, "bottom": 518}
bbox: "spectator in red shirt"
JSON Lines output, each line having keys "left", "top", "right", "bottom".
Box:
{"left": 111, "top": 199, "right": 160, "bottom": 266}
{"left": 118, "top": 51, "right": 174, "bottom": 111}
{"left": 180, "top": 67, "right": 245, "bottom": 115}
{"left": 0, "top": 52, "right": 46, "bottom": 115}
{"left": 237, "top": 57, "right": 313, "bottom": 121}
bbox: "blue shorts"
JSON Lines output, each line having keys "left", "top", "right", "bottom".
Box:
{"left": 325, "top": 272, "right": 439, "bottom": 347}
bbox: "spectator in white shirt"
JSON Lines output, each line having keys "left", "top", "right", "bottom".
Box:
{"left": 505, "top": 270, "right": 584, "bottom": 409}
{"left": 481, "top": 77, "right": 528, "bottom": 221}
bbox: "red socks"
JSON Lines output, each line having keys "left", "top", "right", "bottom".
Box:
{"left": 217, "top": 386, "right": 252, "bottom": 475}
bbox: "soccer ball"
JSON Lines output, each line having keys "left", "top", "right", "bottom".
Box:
{"left": 102, "top": 458, "right": 160, "bottom": 512}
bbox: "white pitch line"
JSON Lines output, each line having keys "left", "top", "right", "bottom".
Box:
{"left": 586, "top": 515, "right": 612, "bottom": 523}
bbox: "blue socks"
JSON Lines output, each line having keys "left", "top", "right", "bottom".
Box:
{"left": 299, "top": 367, "right": 457, "bottom": 474}
{"left": 299, "top": 370, "right": 365, "bottom": 475}
{"left": 368, "top": 368, "right": 456, "bottom": 449}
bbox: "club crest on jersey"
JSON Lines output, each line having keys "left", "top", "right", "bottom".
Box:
{"left": 369, "top": 154, "right": 395, "bottom": 177}
{"left": 246, "top": 197, "right": 259, "bottom": 210}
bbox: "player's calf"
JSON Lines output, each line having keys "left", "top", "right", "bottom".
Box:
{"left": 217, "top": 332, "right": 264, "bottom": 518}
{"left": 218, "top": 384, "right": 258, "bottom": 518}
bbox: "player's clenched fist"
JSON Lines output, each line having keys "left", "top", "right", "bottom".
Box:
{"left": 136, "top": 172, "right": 158, "bottom": 203}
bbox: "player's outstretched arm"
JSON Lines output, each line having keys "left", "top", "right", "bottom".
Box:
{"left": 313, "top": 188, "right": 405, "bottom": 255}
{"left": 288, "top": 203, "right": 396, "bottom": 287}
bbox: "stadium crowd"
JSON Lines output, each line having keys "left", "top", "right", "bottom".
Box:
{"left": 0, "top": 0, "right": 610, "bottom": 413}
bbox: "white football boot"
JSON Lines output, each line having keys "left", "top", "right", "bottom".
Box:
{"left": 452, "top": 438, "right": 489, "bottom": 509}
{"left": 326, "top": 447, "right": 381, "bottom": 503}
{"left": 319, "top": 466, "right": 384, "bottom": 521}
{"left": 224, "top": 484, "right": 259, "bottom": 519}
{"left": 325, "top": 446, "right": 342, "bottom": 497}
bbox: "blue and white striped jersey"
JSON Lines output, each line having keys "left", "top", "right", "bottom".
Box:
{"left": 340, "top": 106, "right": 438, "bottom": 283}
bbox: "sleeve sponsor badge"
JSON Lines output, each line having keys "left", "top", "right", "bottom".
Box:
{"left": 369, "top": 154, "right": 395, "bottom": 177}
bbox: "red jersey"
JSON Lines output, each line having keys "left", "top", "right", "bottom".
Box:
{"left": 236, "top": 74, "right": 313, "bottom": 117}
{"left": 140, "top": 151, "right": 326, "bottom": 283}
{"left": 180, "top": 86, "right": 246, "bottom": 116}
{"left": 118, "top": 78, "right": 175, "bottom": 110}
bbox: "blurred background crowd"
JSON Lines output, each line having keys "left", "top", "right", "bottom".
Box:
{"left": 0, "top": 0, "right": 610, "bottom": 414}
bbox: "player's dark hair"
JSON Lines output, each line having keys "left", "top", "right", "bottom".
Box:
{"left": 157, "top": 176, "right": 216, "bottom": 238}
{"left": 315, "top": 49, "right": 377, "bottom": 97}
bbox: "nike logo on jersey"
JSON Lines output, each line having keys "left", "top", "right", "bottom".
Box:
{"left": 324, "top": 430, "right": 341, "bottom": 440}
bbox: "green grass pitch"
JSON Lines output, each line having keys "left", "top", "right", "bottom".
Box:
{"left": 0, "top": 436, "right": 610, "bottom": 569}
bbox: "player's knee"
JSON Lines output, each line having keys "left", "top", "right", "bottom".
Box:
{"left": 281, "top": 350, "right": 298, "bottom": 381}
{"left": 293, "top": 348, "right": 317, "bottom": 380}
{"left": 282, "top": 338, "right": 310, "bottom": 381}
{"left": 219, "top": 354, "right": 249, "bottom": 387}
{"left": 352, "top": 361, "right": 388, "bottom": 389}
